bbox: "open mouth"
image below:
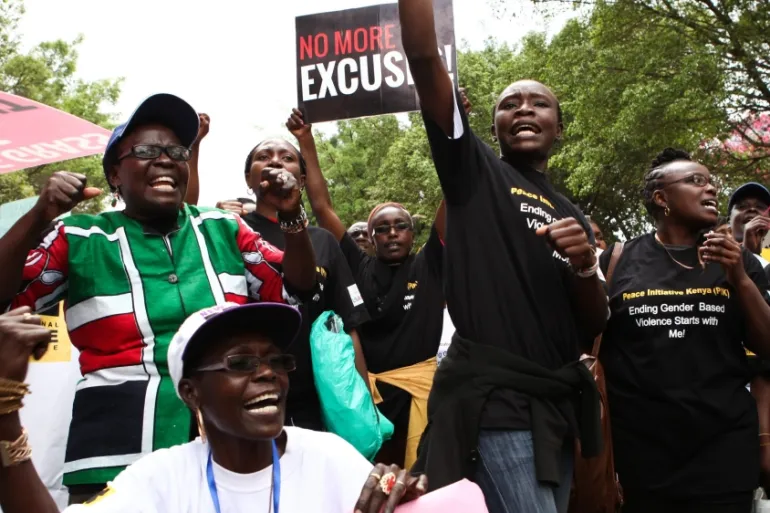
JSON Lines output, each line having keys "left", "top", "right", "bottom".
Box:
{"left": 385, "top": 242, "right": 401, "bottom": 251}
{"left": 149, "top": 176, "right": 177, "bottom": 192}
{"left": 701, "top": 199, "right": 718, "bottom": 214}
{"left": 512, "top": 123, "right": 541, "bottom": 136}
{"left": 243, "top": 393, "right": 280, "bottom": 416}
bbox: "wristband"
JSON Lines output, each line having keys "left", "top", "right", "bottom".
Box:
{"left": 573, "top": 250, "right": 599, "bottom": 278}
{"left": 279, "top": 205, "right": 309, "bottom": 234}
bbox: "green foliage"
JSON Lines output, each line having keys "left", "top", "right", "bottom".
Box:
{"left": 316, "top": 1, "right": 748, "bottom": 241}
{"left": 0, "top": 0, "right": 122, "bottom": 213}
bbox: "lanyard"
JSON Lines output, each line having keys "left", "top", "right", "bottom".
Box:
{"left": 206, "top": 440, "right": 281, "bottom": 513}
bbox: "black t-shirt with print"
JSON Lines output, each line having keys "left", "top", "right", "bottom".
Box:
{"left": 422, "top": 91, "right": 594, "bottom": 429}
{"left": 242, "top": 212, "right": 369, "bottom": 430}
{"left": 339, "top": 227, "right": 444, "bottom": 428}
{"left": 599, "top": 234, "right": 768, "bottom": 497}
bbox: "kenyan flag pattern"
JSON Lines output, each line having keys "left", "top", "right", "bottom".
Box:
{"left": 12, "top": 205, "right": 292, "bottom": 485}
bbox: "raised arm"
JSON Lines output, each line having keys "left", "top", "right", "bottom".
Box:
{"left": 0, "top": 172, "right": 100, "bottom": 308}
{"left": 258, "top": 170, "right": 317, "bottom": 292}
{"left": 184, "top": 113, "right": 210, "bottom": 206}
{"left": 287, "top": 109, "right": 347, "bottom": 241}
{"left": 399, "top": 0, "right": 456, "bottom": 135}
{"left": 0, "top": 307, "right": 61, "bottom": 513}
{"left": 700, "top": 234, "right": 770, "bottom": 357}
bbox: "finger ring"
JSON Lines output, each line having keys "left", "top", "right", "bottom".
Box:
{"left": 379, "top": 472, "right": 397, "bottom": 495}
{"left": 369, "top": 472, "right": 382, "bottom": 481}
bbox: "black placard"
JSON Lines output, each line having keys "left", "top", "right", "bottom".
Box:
{"left": 296, "top": 0, "right": 456, "bottom": 123}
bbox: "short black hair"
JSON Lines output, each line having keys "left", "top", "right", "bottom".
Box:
{"left": 244, "top": 140, "right": 307, "bottom": 179}
{"left": 642, "top": 148, "right": 692, "bottom": 219}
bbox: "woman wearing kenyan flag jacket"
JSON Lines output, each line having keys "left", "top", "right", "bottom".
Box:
{"left": 0, "top": 93, "right": 317, "bottom": 503}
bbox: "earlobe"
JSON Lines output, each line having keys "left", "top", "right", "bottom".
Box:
{"left": 179, "top": 379, "right": 200, "bottom": 410}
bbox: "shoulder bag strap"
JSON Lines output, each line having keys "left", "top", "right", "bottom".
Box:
{"left": 590, "top": 242, "right": 625, "bottom": 357}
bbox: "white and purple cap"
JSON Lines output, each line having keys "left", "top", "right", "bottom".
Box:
{"left": 167, "top": 302, "right": 302, "bottom": 399}
{"left": 102, "top": 93, "right": 199, "bottom": 187}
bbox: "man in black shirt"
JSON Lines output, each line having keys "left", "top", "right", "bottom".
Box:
{"left": 729, "top": 182, "right": 770, "bottom": 495}
{"left": 217, "top": 138, "right": 370, "bottom": 431}
{"left": 398, "top": 1, "right": 607, "bottom": 512}
{"left": 729, "top": 182, "right": 770, "bottom": 267}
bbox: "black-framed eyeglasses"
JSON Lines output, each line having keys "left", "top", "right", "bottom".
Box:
{"left": 662, "top": 173, "right": 720, "bottom": 192}
{"left": 350, "top": 229, "right": 368, "bottom": 239}
{"left": 117, "top": 144, "right": 192, "bottom": 162}
{"left": 373, "top": 221, "right": 412, "bottom": 236}
{"left": 195, "top": 354, "right": 296, "bottom": 374}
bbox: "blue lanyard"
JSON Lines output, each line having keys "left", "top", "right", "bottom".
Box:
{"left": 206, "top": 440, "right": 281, "bottom": 513}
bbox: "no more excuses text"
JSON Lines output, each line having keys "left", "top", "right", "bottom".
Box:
{"left": 300, "top": 46, "right": 455, "bottom": 101}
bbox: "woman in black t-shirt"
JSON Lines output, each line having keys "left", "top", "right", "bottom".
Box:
{"left": 599, "top": 148, "right": 770, "bottom": 513}
{"left": 215, "top": 137, "right": 371, "bottom": 432}
{"left": 285, "top": 109, "right": 446, "bottom": 468}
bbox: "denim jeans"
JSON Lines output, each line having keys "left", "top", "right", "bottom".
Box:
{"left": 474, "top": 430, "right": 574, "bottom": 513}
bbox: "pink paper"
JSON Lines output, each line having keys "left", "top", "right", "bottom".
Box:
{"left": 394, "top": 479, "right": 489, "bottom": 513}
{"left": 0, "top": 91, "right": 111, "bottom": 175}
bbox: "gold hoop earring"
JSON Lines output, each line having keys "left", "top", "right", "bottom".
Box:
{"left": 664, "top": 206, "right": 671, "bottom": 217}
{"left": 195, "top": 409, "right": 206, "bottom": 443}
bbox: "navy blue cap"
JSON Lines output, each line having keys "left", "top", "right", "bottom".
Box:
{"left": 102, "top": 93, "right": 199, "bottom": 188}
{"left": 728, "top": 182, "right": 770, "bottom": 214}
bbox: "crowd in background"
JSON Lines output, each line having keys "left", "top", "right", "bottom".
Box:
{"left": 0, "top": 0, "right": 769, "bottom": 512}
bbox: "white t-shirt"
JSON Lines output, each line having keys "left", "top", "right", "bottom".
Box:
{"left": 65, "top": 427, "right": 374, "bottom": 513}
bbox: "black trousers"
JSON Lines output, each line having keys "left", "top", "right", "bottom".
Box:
{"left": 622, "top": 490, "right": 753, "bottom": 513}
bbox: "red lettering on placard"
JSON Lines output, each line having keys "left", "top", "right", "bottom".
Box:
{"left": 353, "top": 28, "right": 368, "bottom": 53}
{"left": 299, "top": 35, "right": 313, "bottom": 60}
{"left": 314, "top": 33, "right": 329, "bottom": 59}
{"left": 335, "top": 30, "right": 352, "bottom": 55}
{"left": 370, "top": 26, "right": 383, "bottom": 51}
{"left": 384, "top": 24, "right": 396, "bottom": 49}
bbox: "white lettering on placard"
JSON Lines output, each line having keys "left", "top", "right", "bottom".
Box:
{"left": 338, "top": 58, "right": 359, "bottom": 95}
{"left": 300, "top": 65, "right": 317, "bottom": 101}
{"left": 383, "top": 51, "right": 405, "bottom": 87}
{"left": 300, "top": 46, "right": 454, "bottom": 101}
{"left": 669, "top": 329, "right": 686, "bottom": 338}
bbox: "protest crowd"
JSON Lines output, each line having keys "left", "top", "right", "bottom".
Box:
{"left": 1, "top": 0, "right": 770, "bottom": 512}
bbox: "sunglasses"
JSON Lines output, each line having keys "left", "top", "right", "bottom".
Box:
{"left": 372, "top": 221, "right": 412, "bottom": 236}
{"left": 350, "top": 229, "right": 369, "bottom": 239}
{"left": 195, "top": 354, "right": 296, "bottom": 374}
{"left": 117, "top": 144, "right": 192, "bottom": 162}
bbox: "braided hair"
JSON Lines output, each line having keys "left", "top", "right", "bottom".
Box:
{"left": 642, "top": 148, "right": 692, "bottom": 219}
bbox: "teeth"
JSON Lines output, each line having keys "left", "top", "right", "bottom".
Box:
{"left": 244, "top": 393, "right": 279, "bottom": 408}
{"left": 245, "top": 405, "right": 279, "bottom": 416}
{"left": 150, "top": 177, "right": 176, "bottom": 186}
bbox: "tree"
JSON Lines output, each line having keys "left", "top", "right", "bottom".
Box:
{"left": 0, "top": 0, "right": 122, "bottom": 213}
{"left": 317, "top": 1, "right": 735, "bottom": 240}
{"left": 491, "top": 0, "right": 770, "bottom": 162}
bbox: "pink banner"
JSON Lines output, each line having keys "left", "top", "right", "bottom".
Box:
{"left": 0, "top": 91, "right": 111, "bottom": 174}
{"left": 394, "top": 480, "right": 489, "bottom": 513}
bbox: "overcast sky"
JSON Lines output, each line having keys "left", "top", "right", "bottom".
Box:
{"left": 19, "top": 0, "right": 571, "bottom": 206}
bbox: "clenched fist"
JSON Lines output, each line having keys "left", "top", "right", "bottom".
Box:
{"left": 536, "top": 218, "right": 596, "bottom": 272}
{"left": 0, "top": 307, "right": 52, "bottom": 383}
{"left": 34, "top": 171, "right": 102, "bottom": 224}
{"left": 260, "top": 169, "right": 302, "bottom": 216}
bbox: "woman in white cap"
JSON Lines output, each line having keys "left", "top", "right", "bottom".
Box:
{"left": 0, "top": 303, "right": 426, "bottom": 513}
{"left": 0, "top": 94, "right": 318, "bottom": 501}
